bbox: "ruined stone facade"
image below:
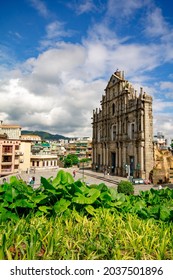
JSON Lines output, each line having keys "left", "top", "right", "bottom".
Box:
{"left": 92, "top": 70, "right": 154, "bottom": 179}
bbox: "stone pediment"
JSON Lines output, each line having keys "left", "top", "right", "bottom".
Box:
{"left": 106, "top": 72, "right": 124, "bottom": 89}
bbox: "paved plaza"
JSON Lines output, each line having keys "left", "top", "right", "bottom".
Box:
{"left": 19, "top": 167, "right": 156, "bottom": 195}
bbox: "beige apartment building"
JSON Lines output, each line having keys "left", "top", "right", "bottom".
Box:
{"left": 92, "top": 70, "right": 154, "bottom": 180}
{"left": 65, "top": 137, "right": 92, "bottom": 159}
{"left": 0, "top": 124, "right": 31, "bottom": 176}
{"left": 0, "top": 123, "right": 21, "bottom": 139}
{"left": 21, "top": 134, "right": 41, "bottom": 142}
{"left": 0, "top": 136, "right": 21, "bottom": 177}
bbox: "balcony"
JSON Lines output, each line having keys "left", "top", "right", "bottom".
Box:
{"left": 2, "top": 151, "right": 13, "bottom": 155}
{"left": 1, "top": 161, "right": 12, "bottom": 165}
{"left": 1, "top": 168, "right": 12, "bottom": 174}
{"left": 15, "top": 159, "right": 20, "bottom": 165}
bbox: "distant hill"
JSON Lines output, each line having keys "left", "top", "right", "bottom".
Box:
{"left": 21, "top": 130, "right": 69, "bottom": 140}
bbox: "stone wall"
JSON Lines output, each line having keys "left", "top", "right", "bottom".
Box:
{"left": 152, "top": 146, "right": 173, "bottom": 184}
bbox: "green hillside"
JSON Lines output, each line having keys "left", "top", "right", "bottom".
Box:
{"left": 21, "top": 130, "right": 69, "bottom": 140}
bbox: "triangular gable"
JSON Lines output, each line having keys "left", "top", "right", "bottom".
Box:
{"left": 105, "top": 73, "right": 122, "bottom": 89}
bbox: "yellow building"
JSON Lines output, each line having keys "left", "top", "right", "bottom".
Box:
{"left": 19, "top": 140, "right": 32, "bottom": 173}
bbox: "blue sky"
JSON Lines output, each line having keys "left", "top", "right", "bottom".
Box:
{"left": 0, "top": 0, "right": 173, "bottom": 139}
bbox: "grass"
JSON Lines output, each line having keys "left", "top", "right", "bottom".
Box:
{"left": 0, "top": 209, "right": 173, "bottom": 260}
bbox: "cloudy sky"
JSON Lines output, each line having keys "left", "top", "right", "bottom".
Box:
{"left": 0, "top": 0, "right": 173, "bottom": 139}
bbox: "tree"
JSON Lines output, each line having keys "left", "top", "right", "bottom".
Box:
{"left": 64, "top": 154, "right": 79, "bottom": 167}
{"left": 64, "top": 157, "right": 73, "bottom": 168}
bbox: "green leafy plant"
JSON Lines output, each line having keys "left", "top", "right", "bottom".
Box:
{"left": 1, "top": 170, "right": 173, "bottom": 222}
{"left": 117, "top": 180, "right": 134, "bottom": 195}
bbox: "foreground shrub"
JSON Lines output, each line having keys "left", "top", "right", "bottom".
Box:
{"left": 0, "top": 210, "right": 173, "bottom": 260}
{"left": 117, "top": 180, "right": 134, "bottom": 195}
{"left": 1, "top": 170, "right": 173, "bottom": 222}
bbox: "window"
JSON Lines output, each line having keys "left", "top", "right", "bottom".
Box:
{"left": 128, "top": 122, "right": 135, "bottom": 139}
{"left": 122, "top": 123, "right": 125, "bottom": 133}
{"left": 111, "top": 125, "right": 117, "bottom": 140}
{"left": 131, "top": 123, "right": 135, "bottom": 139}
{"left": 112, "top": 103, "right": 115, "bottom": 115}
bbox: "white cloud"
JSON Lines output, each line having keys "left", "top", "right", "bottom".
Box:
{"left": 28, "top": 0, "right": 50, "bottom": 18}
{"left": 153, "top": 99, "right": 173, "bottom": 112}
{"left": 144, "top": 7, "right": 169, "bottom": 38}
{"left": 1, "top": 0, "right": 173, "bottom": 138}
{"left": 153, "top": 112, "right": 173, "bottom": 140}
{"left": 68, "top": 0, "right": 96, "bottom": 15}
{"left": 106, "top": 0, "right": 149, "bottom": 19}
{"left": 160, "top": 81, "right": 173, "bottom": 91}
{"left": 0, "top": 30, "right": 172, "bottom": 137}
{"left": 45, "top": 21, "right": 70, "bottom": 39}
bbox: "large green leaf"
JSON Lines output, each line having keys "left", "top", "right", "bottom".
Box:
{"left": 0, "top": 210, "right": 19, "bottom": 222}
{"left": 137, "top": 209, "right": 149, "bottom": 219}
{"left": 72, "top": 189, "right": 100, "bottom": 204}
{"left": 52, "top": 172, "right": 61, "bottom": 187}
{"left": 0, "top": 206, "right": 7, "bottom": 213}
{"left": 99, "top": 191, "right": 112, "bottom": 202}
{"left": 109, "top": 188, "right": 118, "bottom": 200}
{"left": 66, "top": 182, "right": 83, "bottom": 196}
{"left": 133, "top": 200, "right": 146, "bottom": 212}
{"left": 10, "top": 176, "right": 18, "bottom": 184}
{"left": 9, "top": 199, "right": 35, "bottom": 209}
{"left": 0, "top": 185, "right": 5, "bottom": 193}
{"left": 0, "top": 201, "right": 9, "bottom": 208}
{"left": 4, "top": 186, "right": 19, "bottom": 202}
{"left": 159, "top": 205, "right": 170, "bottom": 221}
{"left": 59, "top": 170, "right": 68, "bottom": 184}
{"left": 148, "top": 205, "right": 160, "bottom": 219}
{"left": 31, "top": 194, "right": 48, "bottom": 204}
{"left": 41, "top": 177, "right": 56, "bottom": 193}
{"left": 54, "top": 198, "right": 71, "bottom": 214}
{"left": 107, "top": 200, "right": 126, "bottom": 207}
{"left": 66, "top": 172, "right": 74, "bottom": 184}
{"left": 78, "top": 183, "right": 90, "bottom": 195}
{"left": 94, "top": 183, "right": 109, "bottom": 192}
{"left": 116, "top": 193, "right": 126, "bottom": 202}
{"left": 38, "top": 206, "right": 52, "bottom": 213}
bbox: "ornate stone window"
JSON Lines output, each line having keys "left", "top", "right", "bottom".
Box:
{"left": 112, "top": 103, "right": 115, "bottom": 115}
{"left": 111, "top": 124, "right": 117, "bottom": 141}
{"left": 128, "top": 122, "right": 135, "bottom": 139}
